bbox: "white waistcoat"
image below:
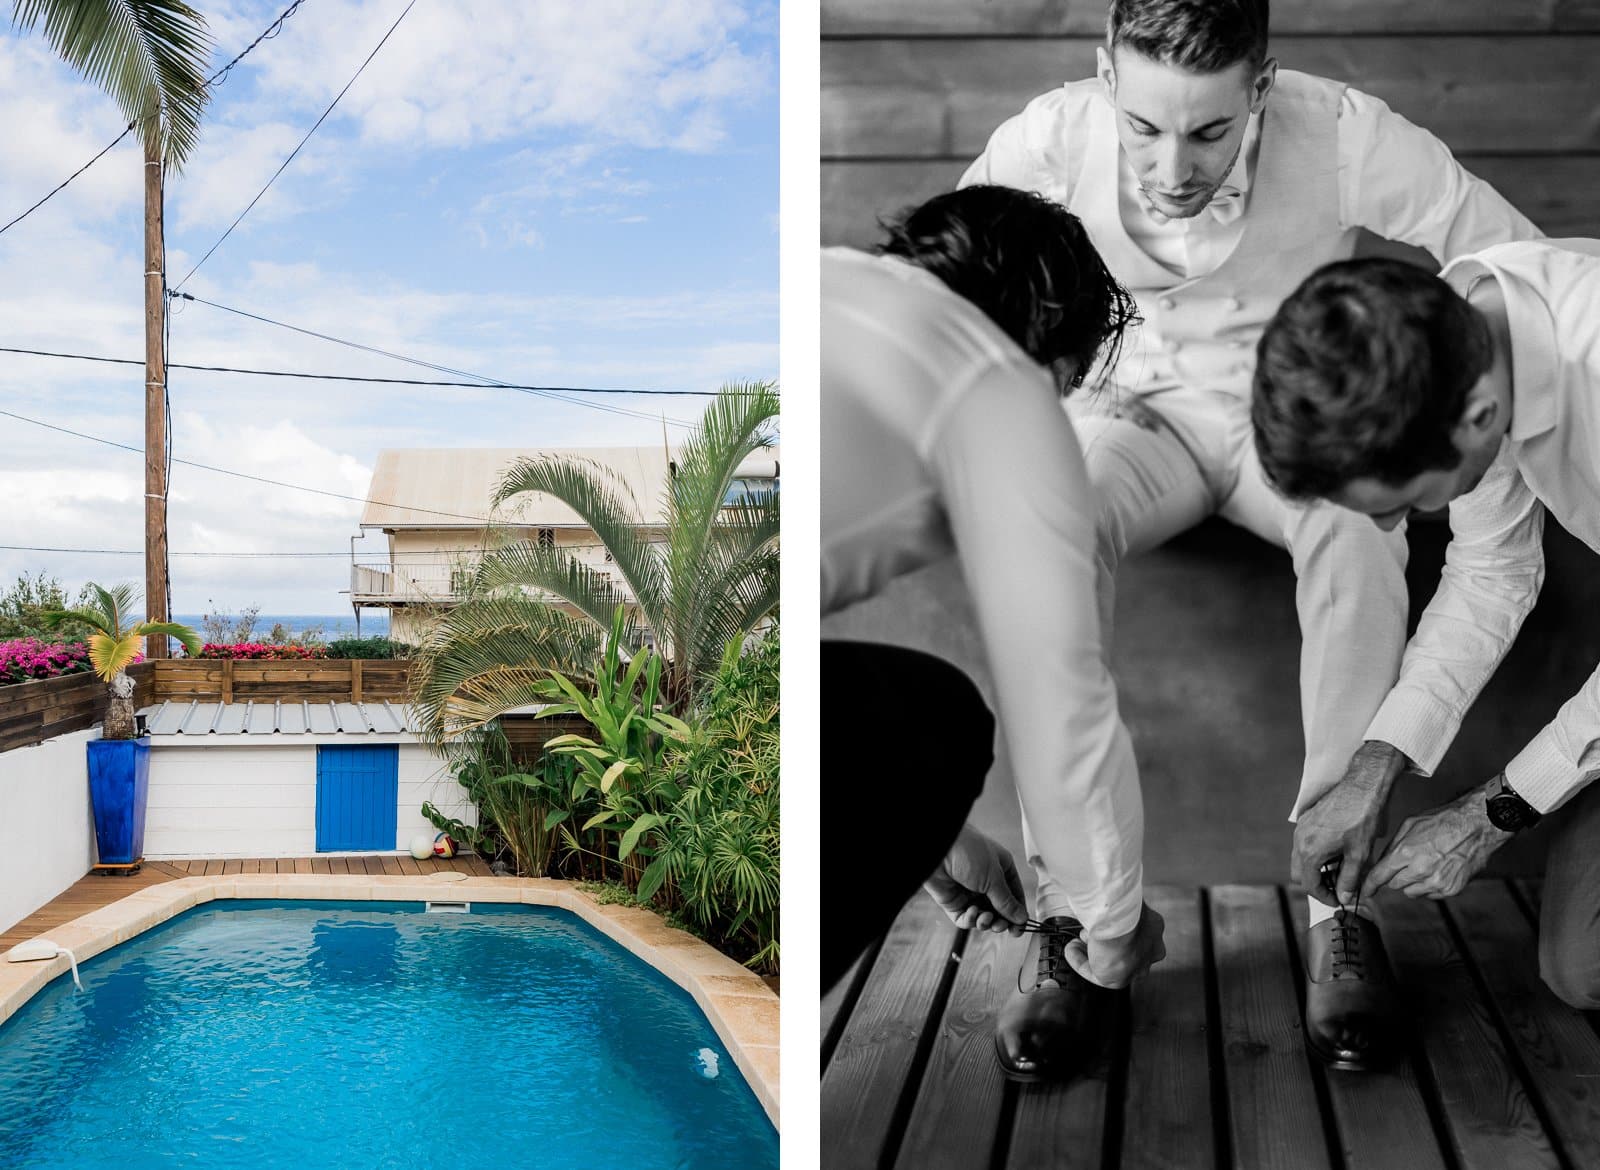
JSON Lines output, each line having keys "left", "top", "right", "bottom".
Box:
{"left": 1062, "top": 70, "right": 1358, "bottom": 399}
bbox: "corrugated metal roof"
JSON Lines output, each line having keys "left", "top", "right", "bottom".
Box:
{"left": 138, "top": 700, "right": 414, "bottom": 736}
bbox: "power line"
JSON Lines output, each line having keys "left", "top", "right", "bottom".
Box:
{"left": 1, "top": 0, "right": 317, "bottom": 241}
{"left": 174, "top": 293, "right": 696, "bottom": 426}
{"left": 0, "top": 344, "right": 721, "bottom": 396}
{"left": 0, "top": 406, "right": 499, "bottom": 525}
{"left": 1, "top": 542, "right": 657, "bottom": 558}
{"left": 173, "top": 0, "right": 420, "bottom": 290}
{"left": 207, "top": 0, "right": 308, "bottom": 86}
{"left": 0, "top": 121, "right": 137, "bottom": 238}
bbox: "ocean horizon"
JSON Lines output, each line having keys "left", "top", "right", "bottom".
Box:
{"left": 173, "top": 613, "right": 389, "bottom": 642}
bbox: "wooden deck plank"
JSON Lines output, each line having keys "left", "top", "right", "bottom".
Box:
{"left": 294, "top": 857, "right": 314, "bottom": 875}
{"left": 1446, "top": 882, "right": 1600, "bottom": 1166}
{"left": 1284, "top": 899, "right": 1448, "bottom": 1170}
{"left": 397, "top": 856, "right": 424, "bottom": 876}
{"left": 823, "top": 894, "right": 960, "bottom": 1170}
{"left": 1382, "top": 894, "right": 1560, "bottom": 1169}
{"left": 1005, "top": 1004, "right": 1117, "bottom": 1170}
{"left": 1210, "top": 885, "right": 1333, "bottom": 1170}
{"left": 328, "top": 856, "right": 349, "bottom": 875}
{"left": 221, "top": 859, "right": 242, "bottom": 875}
{"left": 1120, "top": 885, "right": 1216, "bottom": 1170}
{"left": 202, "top": 859, "right": 223, "bottom": 876}
{"left": 822, "top": 0, "right": 1600, "bottom": 36}
{"left": 895, "top": 924, "right": 1015, "bottom": 1169}
{"left": 311, "top": 858, "right": 332, "bottom": 875}
{"left": 824, "top": 946, "right": 876, "bottom": 1073}
{"left": 379, "top": 855, "right": 405, "bottom": 877}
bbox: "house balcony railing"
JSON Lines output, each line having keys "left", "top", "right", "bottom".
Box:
{"left": 350, "top": 555, "right": 633, "bottom": 606}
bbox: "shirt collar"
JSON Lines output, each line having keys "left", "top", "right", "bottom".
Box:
{"left": 1444, "top": 255, "right": 1559, "bottom": 443}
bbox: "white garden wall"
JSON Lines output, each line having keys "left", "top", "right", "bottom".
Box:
{"left": 144, "top": 738, "right": 475, "bottom": 858}
{"left": 0, "top": 728, "right": 97, "bottom": 935}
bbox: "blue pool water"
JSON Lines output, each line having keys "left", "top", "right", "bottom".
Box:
{"left": 0, "top": 902, "right": 777, "bottom": 1169}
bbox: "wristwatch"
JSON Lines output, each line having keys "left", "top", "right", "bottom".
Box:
{"left": 1485, "top": 774, "right": 1542, "bottom": 832}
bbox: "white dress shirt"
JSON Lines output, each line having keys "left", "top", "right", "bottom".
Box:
{"left": 1365, "top": 239, "right": 1600, "bottom": 813}
{"left": 823, "top": 247, "right": 1145, "bottom": 939}
{"left": 964, "top": 84, "right": 1542, "bottom": 392}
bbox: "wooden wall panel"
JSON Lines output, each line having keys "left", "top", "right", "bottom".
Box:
{"left": 823, "top": 38, "right": 1600, "bottom": 158}
{"left": 822, "top": 156, "right": 1600, "bottom": 247}
{"left": 823, "top": 0, "right": 1600, "bottom": 37}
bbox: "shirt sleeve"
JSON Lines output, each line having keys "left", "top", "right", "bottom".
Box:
{"left": 959, "top": 94, "right": 1068, "bottom": 193}
{"left": 925, "top": 362, "right": 1144, "bottom": 941}
{"left": 1338, "top": 87, "right": 1545, "bottom": 261}
{"left": 1365, "top": 446, "right": 1546, "bottom": 779}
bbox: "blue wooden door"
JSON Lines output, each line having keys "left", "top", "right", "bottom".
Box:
{"left": 316, "top": 745, "right": 398, "bottom": 851}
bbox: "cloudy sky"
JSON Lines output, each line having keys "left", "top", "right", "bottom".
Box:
{"left": 0, "top": 0, "right": 777, "bottom": 617}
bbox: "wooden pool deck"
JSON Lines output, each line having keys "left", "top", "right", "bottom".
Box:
{"left": 0, "top": 854, "right": 493, "bottom": 951}
{"left": 822, "top": 881, "right": 1600, "bottom": 1170}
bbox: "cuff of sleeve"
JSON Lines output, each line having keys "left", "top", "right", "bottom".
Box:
{"left": 1506, "top": 731, "right": 1585, "bottom": 814}
{"left": 1365, "top": 689, "right": 1461, "bottom": 776}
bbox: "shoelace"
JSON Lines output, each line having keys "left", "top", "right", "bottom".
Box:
{"left": 1319, "top": 860, "right": 1366, "bottom": 978}
{"left": 1015, "top": 917, "right": 1080, "bottom": 994}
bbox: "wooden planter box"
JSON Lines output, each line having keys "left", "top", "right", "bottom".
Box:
{"left": 0, "top": 663, "right": 154, "bottom": 754}
{"left": 148, "top": 659, "right": 411, "bottom": 704}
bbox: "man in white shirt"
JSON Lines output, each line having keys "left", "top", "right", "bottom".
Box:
{"left": 823, "top": 186, "right": 1165, "bottom": 1069}
{"left": 961, "top": 0, "right": 1541, "bottom": 1073}
{"left": 1252, "top": 241, "right": 1600, "bottom": 1011}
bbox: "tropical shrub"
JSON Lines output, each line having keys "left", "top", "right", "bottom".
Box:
{"left": 533, "top": 608, "right": 692, "bottom": 891}
{"left": 195, "top": 642, "right": 328, "bottom": 660}
{"left": 645, "top": 629, "right": 779, "bottom": 972}
{"left": 410, "top": 382, "right": 779, "bottom": 745}
{"left": 422, "top": 722, "right": 560, "bottom": 878}
{"left": 0, "top": 638, "right": 98, "bottom": 685}
{"left": 325, "top": 636, "right": 411, "bottom": 660}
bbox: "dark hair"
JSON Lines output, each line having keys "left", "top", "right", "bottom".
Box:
{"left": 878, "top": 185, "right": 1139, "bottom": 392}
{"left": 1108, "top": 0, "right": 1269, "bottom": 73}
{"left": 1252, "top": 258, "right": 1493, "bottom": 500}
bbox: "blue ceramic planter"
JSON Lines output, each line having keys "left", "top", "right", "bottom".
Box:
{"left": 87, "top": 737, "right": 151, "bottom": 865}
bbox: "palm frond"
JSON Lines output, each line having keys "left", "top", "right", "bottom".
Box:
{"left": 409, "top": 597, "right": 606, "bottom": 746}
{"left": 86, "top": 630, "right": 141, "bottom": 680}
{"left": 42, "top": 605, "right": 115, "bottom": 638}
{"left": 664, "top": 381, "right": 778, "bottom": 564}
{"left": 12, "top": 0, "right": 213, "bottom": 168}
{"left": 494, "top": 456, "right": 669, "bottom": 620}
{"left": 470, "top": 541, "right": 636, "bottom": 635}
{"left": 132, "top": 619, "right": 201, "bottom": 658}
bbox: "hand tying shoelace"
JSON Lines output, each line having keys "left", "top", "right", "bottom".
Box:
{"left": 1014, "top": 917, "right": 1080, "bottom": 994}
{"left": 1319, "top": 860, "right": 1365, "bottom": 978}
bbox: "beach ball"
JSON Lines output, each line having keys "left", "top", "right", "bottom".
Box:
{"left": 408, "top": 833, "right": 435, "bottom": 860}
{"left": 432, "top": 833, "right": 457, "bottom": 859}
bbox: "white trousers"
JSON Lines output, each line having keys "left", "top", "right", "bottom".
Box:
{"left": 1025, "top": 385, "right": 1410, "bottom": 921}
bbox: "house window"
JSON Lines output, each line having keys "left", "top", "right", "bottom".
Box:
{"left": 539, "top": 528, "right": 555, "bottom": 548}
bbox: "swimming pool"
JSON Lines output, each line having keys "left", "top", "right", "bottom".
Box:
{"left": 0, "top": 900, "right": 778, "bottom": 1168}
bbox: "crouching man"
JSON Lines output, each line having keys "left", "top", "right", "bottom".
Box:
{"left": 1252, "top": 240, "right": 1600, "bottom": 1010}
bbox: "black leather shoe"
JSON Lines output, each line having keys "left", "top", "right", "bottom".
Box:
{"left": 1303, "top": 910, "right": 1401, "bottom": 1072}
{"left": 993, "top": 917, "right": 1113, "bottom": 1082}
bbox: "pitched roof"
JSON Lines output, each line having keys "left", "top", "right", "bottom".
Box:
{"left": 359, "top": 446, "right": 676, "bottom": 529}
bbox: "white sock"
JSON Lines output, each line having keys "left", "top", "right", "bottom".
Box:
{"left": 1306, "top": 893, "right": 1374, "bottom": 927}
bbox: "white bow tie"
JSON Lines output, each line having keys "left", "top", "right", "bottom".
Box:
{"left": 1138, "top": 184, "right": 1245, "bottom": 227}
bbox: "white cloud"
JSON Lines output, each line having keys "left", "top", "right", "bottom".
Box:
{"left": 242, "top": 0, "right": 770, "bottom": 151}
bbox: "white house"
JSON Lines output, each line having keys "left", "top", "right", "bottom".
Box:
{"left": 348, "top": 445, "right": 779, "bottom": 644}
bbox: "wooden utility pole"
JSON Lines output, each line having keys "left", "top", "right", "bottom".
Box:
{"left": 144, "top": 129, "right": 170, "bottom": 656}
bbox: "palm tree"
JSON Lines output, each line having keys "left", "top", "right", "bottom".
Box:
{"left": 411, "top": 381, "right": 779, "bottom": 743}
{"left": 13, "top": 1, "right": 214, "bottom": 655}
{"left": 45, "top": 582, "right": 201, "bottom": 739}
{"left": 12, "top": 0, "right": 212, "bottom": 166}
